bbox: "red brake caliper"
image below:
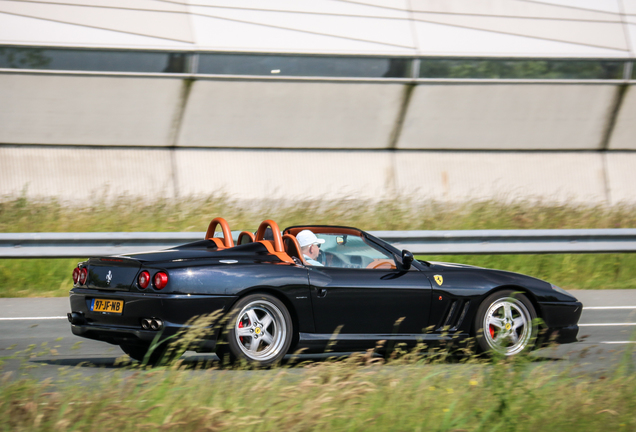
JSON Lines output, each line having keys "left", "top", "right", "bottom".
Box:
{"left": 238, "top": 319, "right": 245, "bottom": 344}
{"left": 489, "top": 325, "right": 495, "bottom": 339}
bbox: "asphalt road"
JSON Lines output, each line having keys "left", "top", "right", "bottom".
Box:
{"left": 1, "top": 290, "right": 635, "bottom": 381}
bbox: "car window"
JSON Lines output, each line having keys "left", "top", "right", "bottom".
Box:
{"left": 315, "top": 234, "right": 397, "bottom": 269}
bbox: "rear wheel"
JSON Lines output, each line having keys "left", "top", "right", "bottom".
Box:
{"left": 224, "top": 294, "right": 293, "bottom": 367}
{"left": 475, "top": 290, "right": 537, "bottom": 356}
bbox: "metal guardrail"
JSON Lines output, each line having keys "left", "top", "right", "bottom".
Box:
{"left": 372, "top": 229, "right": 636, "bottom": 255}
{"left": 1, "top": 229, "right": 636, "bottom": 258}
{"left": 0, "top": 232, "right": 206, "bottom": 259}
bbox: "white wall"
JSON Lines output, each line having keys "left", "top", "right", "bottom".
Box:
{"left": 1, "top": 0, "right": 632, "bottom": 58}
{"left": 0, "top": 146, "right": 175, "bottom": 201}
{"left": 177, "top": 80, "right": 406, "bottom": 149}
{"left": 398, "top": 84, "right": 619, "bottom": 150}
{"left": 174, "top": 149, "right": 393, "bottom": 200}
{"left": 1, "top": 73, "right": 634, "bottom": 206}
{"left": 1, "top": 74, "right": 629, "bottom": 151}
{"left": 0, "top": 73, "right": 184, "bottom": 146}
{"left": 394, "top": 151, "right": 609, "bottom": 204}
{"left": 606, "top": 152, "right": 636, "bottom": 204}
{"left": 608, "top": 86, "right": 636, "bottom": 150}
{"left": 3, "top": 146, "right": 635, "bottom": 205}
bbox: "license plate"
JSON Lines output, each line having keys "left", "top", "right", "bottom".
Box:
{"left": 91, "top": 298, "right": 123, "bottom": 314}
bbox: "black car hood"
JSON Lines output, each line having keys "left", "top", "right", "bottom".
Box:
{"left": 425, "top": 260, "right": 552, "bottom": 288}
{"left": 426, "top": 261, "right": 485, "bottom": 270}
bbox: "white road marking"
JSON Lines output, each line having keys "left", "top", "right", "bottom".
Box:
{"left": 600, "top": 341, "right": 636, "bottom": 344}
{"left": 0, "top": 316, "right": 67, "bottom": 321}
{"left": 579, "top": 323, "right": 636, "bottom": 326}
{"left": 584, "top": 306, "right": 636, "bottom": 310}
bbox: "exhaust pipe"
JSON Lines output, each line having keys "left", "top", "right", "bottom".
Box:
{"left": 141, "top": 318, "right": 163, "bottom": 331}
{"left": 150, "top": 318, "right": 163, "bottom": 331}
{"left": 67, "top": 312, "right": 85, "bottom": 325}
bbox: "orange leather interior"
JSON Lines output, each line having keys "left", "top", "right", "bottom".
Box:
{"left": 208, "top": 238, "right": 227, "bottom": 249}
{"left": 366, "top": 259, "right": 397, "bottom": 270}
{"left": 283, "top": 234, "right": 305, "bottom": 265}
{"left": 255, "top": 220, "right": 284, "bottom": 252}
{"left": 204, "top": 217, "right": 235, "bottom": 248}
{"left": 255, "top": 220, "right": 295, "bottom": 264}
{"left": 237, "top": 231, "right": 255, "bottom": 245}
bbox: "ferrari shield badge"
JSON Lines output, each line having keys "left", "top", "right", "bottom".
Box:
{"left": 434, "top": 275, "right": 443, "bottom": 286}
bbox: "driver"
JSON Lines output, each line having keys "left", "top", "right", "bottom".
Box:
{"left": 296, "top": 230, "right": 325, "bottom": 266}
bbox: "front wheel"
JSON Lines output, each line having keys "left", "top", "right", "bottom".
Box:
{"left": 224, "top": 294, "right": 293, "bottom": 367}
{"left": 475, "top": 290, "right": 537, "bottom": 356}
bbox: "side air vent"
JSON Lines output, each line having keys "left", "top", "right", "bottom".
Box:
{"left": 437, "top": 300, "right": 471, "bottom": 332}
{"left": 450, "top": 301, "right": 471, "bottom": 332}
{"left": 440, "top": 301, "right": 458, "bottom": 330}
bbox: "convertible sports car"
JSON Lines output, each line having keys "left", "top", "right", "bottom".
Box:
{"left": 68, "top": 218, "right": 582, "bottom": 366}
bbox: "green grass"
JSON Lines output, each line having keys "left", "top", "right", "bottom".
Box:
{"left": 2, "top": 348, "right": 636, "bottom": 431}
{"left": 0, "top": 259, "right": 79, "bottom": 298}
{"left": 1, "top": 196, "right": 635, "bottom": 297}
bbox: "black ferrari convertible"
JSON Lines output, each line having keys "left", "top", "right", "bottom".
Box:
{"left": 68, "top": 218, "right": 582, "bottom": 365}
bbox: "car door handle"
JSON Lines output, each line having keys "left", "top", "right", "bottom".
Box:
{"left": 317, "top": 288, "right": 327, "bottom": 298}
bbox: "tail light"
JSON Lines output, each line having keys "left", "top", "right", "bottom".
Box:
{"left": 72, "top": 267, "right": 81, "bottom": 284}
{"left": 153, "top": 272, "right": 168, "bottom": 290}
{"left": 78, "top": 268, "right": 88, "bottom": 285}
{"left": 138, "top": 271, "right": 150, "bottom": 289}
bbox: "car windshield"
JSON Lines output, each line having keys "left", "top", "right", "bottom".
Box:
{"left": 315, "top": 233, "right": 396, "bottom": 269}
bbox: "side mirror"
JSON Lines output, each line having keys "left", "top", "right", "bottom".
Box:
{"left": 401, "top": 250, "right": 414, "bottom": 270}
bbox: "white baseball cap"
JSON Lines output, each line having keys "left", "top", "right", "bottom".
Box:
{"left": 296, "top": 230, "right": 325, "bottom": 248}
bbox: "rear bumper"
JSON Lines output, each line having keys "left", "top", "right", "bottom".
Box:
{"left": 70, "top": 322, "right": 173, "bottom": 345}
{"left": 68, "top": 289, "right": 236, "bottom": 349}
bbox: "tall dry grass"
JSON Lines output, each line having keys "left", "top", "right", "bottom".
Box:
{"left": 2, "top": 194, "right": 636, "bottom": 233}
{"left": 2, "top": 342, "right": 636, "bottom": 431}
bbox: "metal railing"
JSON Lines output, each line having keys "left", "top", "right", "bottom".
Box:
{"left": 1, "top": 229, "right": 636, "bottom": 258}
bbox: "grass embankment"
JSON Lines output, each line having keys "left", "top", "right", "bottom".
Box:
{"left": 2, "top": 350, "right": 636, "bottom": 431}
{"left": 1, "top": 196, "right": 635, "bottom": 297}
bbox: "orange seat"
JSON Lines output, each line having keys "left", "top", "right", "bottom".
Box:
{"left": 255, "top": 220, "right": 294, "bottom": 263}
{"left": 283, "top": 234, "right": 305, "bottom": 265}
{"left": 204, "top": 217, "right": 235, "bottom": 249}
{"left": 237, "top": 231, "right": 255, "bottom": 245}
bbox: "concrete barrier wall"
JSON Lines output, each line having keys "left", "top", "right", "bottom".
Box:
{"left": 608, "top": 86, "right": 636, "bottom": 150}
{"left": 398, "top": 84, "right": 618, "bottom": 150}
{"left": 0, "top": 73, "right": 184, "bottom": 146}
{"left": 3, "top": 146, "right": 635, "bottom": 205}
{"left": 1, "top": 73, "right": 631, "bottom": 151}
{"left": 0, "top": 146, "right": 175, "bottom": 201}
{"left": 394, "top": 152, "right": 608, "bottom": 203}
{"left": 606, "top": 152, "right": 636, "bottom": 203}
{"left": 1, "top": 73, "right": 634, "bottom": 206}
{"left": 177, "top": 80, "right": 406, "bottom": 149}
{"left": 174, "top": 149, "right": 393, "bottom": 199}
